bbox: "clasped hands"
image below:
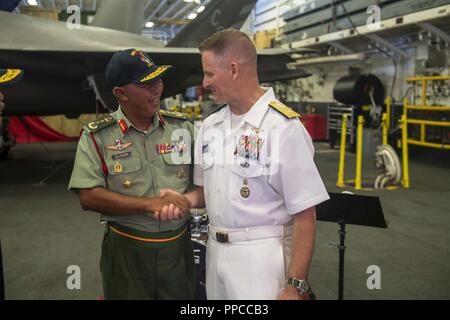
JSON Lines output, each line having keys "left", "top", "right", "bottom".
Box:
{"left": 153, "top": 189, "right": 191, "bottom": 220}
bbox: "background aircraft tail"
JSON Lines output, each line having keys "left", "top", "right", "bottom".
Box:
{"left": 90, "top": 0, "right": 146, "bottom": 34}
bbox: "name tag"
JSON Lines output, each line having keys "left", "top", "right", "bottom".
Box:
{"left": 112, "top": 152, "right": 132, "bottom": 160}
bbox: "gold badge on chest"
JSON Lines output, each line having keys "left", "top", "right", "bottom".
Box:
{"left": 113, "top": 162, "right": 123, "bottom": 174}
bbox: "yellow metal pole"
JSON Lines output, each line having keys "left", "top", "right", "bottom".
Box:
{"left": 407, "top": 75, "right": 450, "bottom": 81}
{"left": 336, "top": 114, "right": 348, "bottom": 187}
{"left": 385, "top": 96, "right": 391, "bottom": 130}
{"left": 407, "top": 139, "right": 450, "bottom": 149}
{"left": 382, "top": 113, "right": 388, "bottom": 145}
{"left": 403, "top": 97, "right": 408, "bottom": 116}
{"left": 422, "top": 79, "right": 426, "bottom": 106}
{"left": 420, "top": 124, "right": 425, "bottom": 142}
{"left": 355, "top": 115, "right": 364, "bottom": 190}
{"left": 401, "top": 114, "right": 410, "bottom": 188}
{"left": 407, "top": 118, "right": 450, "bottom": 127}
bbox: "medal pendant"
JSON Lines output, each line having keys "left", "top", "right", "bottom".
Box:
{"left": 240, "top": 186, "right": 250, "bottom": 198}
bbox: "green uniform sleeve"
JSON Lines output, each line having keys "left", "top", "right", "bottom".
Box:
{"left": 68, "top": 129, "right": 107, "bottom": 192}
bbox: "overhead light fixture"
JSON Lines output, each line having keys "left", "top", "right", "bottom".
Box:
{"left": 197, "top": 6, "right": 205, "bottom": 13}
{"left": 287, "top": 53, "right": 366, "bottom": 68}
{"left": 184, "top": 0, "right": 194, "bottom": 2}
{"left": 145, "top": 21, "right": 154, "bottom": 28}
{"left": 188, "top": 13, "right": 198, "bottom": 20}
{"left": 27, "top": 0, "right": 38, "bottom": 5}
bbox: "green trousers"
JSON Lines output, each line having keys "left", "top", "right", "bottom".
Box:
{"left": 100, "top": 223, "right": 196, "bottom": 300}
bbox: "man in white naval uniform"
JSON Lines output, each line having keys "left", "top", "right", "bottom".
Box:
{"left": 158, "top": 29, "right": 329, "bottom": 300}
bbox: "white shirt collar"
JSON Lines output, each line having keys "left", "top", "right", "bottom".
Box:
{"left": 210, "top": 87, "right": 275, "bottom": 129}
{"left": 242, "top": 87, "right": 274, "bottom": 129}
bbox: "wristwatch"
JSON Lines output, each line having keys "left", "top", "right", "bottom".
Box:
{"left": 286, "top": 277, "right": 311, "bottom": 294}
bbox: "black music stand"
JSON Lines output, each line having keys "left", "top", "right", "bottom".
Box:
{"left": 316, "top": 192, "right": 387, "bottom": 300}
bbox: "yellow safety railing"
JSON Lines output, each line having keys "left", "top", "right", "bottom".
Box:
{"left": 336, "top": 114, "right": 348, "bottom": 187}
{"left": 381, "top": 113, "right": 388, "bottom": 145}
{"left": 355, "top": 115, "right": 364, "bottom": 190}
{"left": 336, "top": 91, "right": 416, "bottom": 190}
{"left": 404, "top": 76, "right": 450, "bottom": 150}
{"left": 336, "top": 98, "right": 401, "bottom": 190}
{"left": 400, "top": 113, "right": 410, "bottom": 188}
{"left": 336, "top": 114, "right": 366, "bottom": 190}
{"left": 385, "top": 95, "right": 391, "bottom": 131}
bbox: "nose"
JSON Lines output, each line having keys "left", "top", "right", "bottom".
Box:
{"left": 202, "top": 77, "right": 209, "bottom": 90}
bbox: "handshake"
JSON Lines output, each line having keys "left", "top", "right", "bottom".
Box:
{"left": 152, "top": 189, "right": 192, "bottom": 221}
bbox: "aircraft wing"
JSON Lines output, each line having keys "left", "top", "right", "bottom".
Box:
{"left": 0, "top": 11, "right": 311, "bottom": 117}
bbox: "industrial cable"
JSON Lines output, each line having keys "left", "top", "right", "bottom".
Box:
{"left": 337, "top": 0, "right": 399, "bottom": 101}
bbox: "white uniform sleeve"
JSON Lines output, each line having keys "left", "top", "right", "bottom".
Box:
{"left": 193, "top": 123, "right": 204, "bottom": 187}
{"left": 268, "top": 119, "right": 329, "bottom": 215}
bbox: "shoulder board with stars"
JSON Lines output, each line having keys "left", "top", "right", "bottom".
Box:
{"left": 269, "top": 100, "right": 301, "bottom": 119}
{"left": 159, "top": 109, "right": 189, "bottom": 120}
{"left": 85, "top": 115, "right": 116, "bottom": 133}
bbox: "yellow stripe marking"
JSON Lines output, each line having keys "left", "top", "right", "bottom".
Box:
{"left": 140, "top": 66, "right": 170, "bottom": 82}
{"left": 109, "top": 225, "right": 186, "bottom": 243}
{"left": 0, "top": 69, "right": 21, "bottom": 83}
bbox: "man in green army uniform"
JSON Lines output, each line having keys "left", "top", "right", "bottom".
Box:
{"left": 68, "top": 49, "right": 196, "bottom": 299}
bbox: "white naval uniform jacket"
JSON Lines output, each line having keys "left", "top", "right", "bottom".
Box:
{"left": 193, "top": 88, "right": 329, "bottom": 230}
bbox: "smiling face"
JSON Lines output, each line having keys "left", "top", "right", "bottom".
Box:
{"left": 201, "top": 50, "right": 234, "bottom": 104}
{"left": 117, "top": 79, "right": 164, "bottom": 118}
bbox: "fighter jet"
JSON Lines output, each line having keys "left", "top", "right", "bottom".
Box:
{"left": 0, "top": 0, "right": 311, "bottom": 117}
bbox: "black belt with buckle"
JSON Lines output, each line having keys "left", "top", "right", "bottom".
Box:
{"left": 215, "top": 232, "right": 229, "bottom": 243}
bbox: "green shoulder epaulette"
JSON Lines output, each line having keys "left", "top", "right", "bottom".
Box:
{"left": 85, "top": 115, "right": 116, "bottom": 133}
{"left": 159, "top": 109, "right": 189, "bottom": 120}
{"left": 269, "top": 100, "right": 300, "bottom": 119}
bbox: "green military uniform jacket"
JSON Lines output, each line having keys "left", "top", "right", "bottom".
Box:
{"left": 68, "top": 106, "right": 195, "bottom": 232}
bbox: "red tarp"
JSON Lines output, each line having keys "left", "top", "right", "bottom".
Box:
{"left": 300, "top": 114, "right": 328, "bottom": 141}
{"left": 8, "top": 116, "right": 78, "bottom": 143}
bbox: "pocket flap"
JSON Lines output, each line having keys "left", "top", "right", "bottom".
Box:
{"left": 161, "top": 153, "right": 191, "bottom": 165}
{"left": 231, "top": 162, "right": 264, "bottom": 178}
{"left": 108, "top": 158, "right": 141, "bottom": 175}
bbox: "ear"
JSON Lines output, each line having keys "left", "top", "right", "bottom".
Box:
{"left": 113, "top": 87, "right": 128, "bottom": 102}
{"left": 230, "top": 62, "right": 240, "bottom": 80}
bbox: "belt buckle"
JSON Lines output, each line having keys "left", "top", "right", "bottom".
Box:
{"left": 216, "top": 232, "right": 229, "bottom": 243}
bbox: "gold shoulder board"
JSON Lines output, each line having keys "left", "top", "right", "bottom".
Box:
{"left": 269, "top": 100, "right": 301, "bottom": 119}
{"left": 86, "top": 115, "right": 116, "bottom": 132}
{"left": 159, "top": 109, "right": 189, "bottom": 120}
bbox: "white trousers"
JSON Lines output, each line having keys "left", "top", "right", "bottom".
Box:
{"left": 205, "top": 234, "right": 292, "bottom": 300}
